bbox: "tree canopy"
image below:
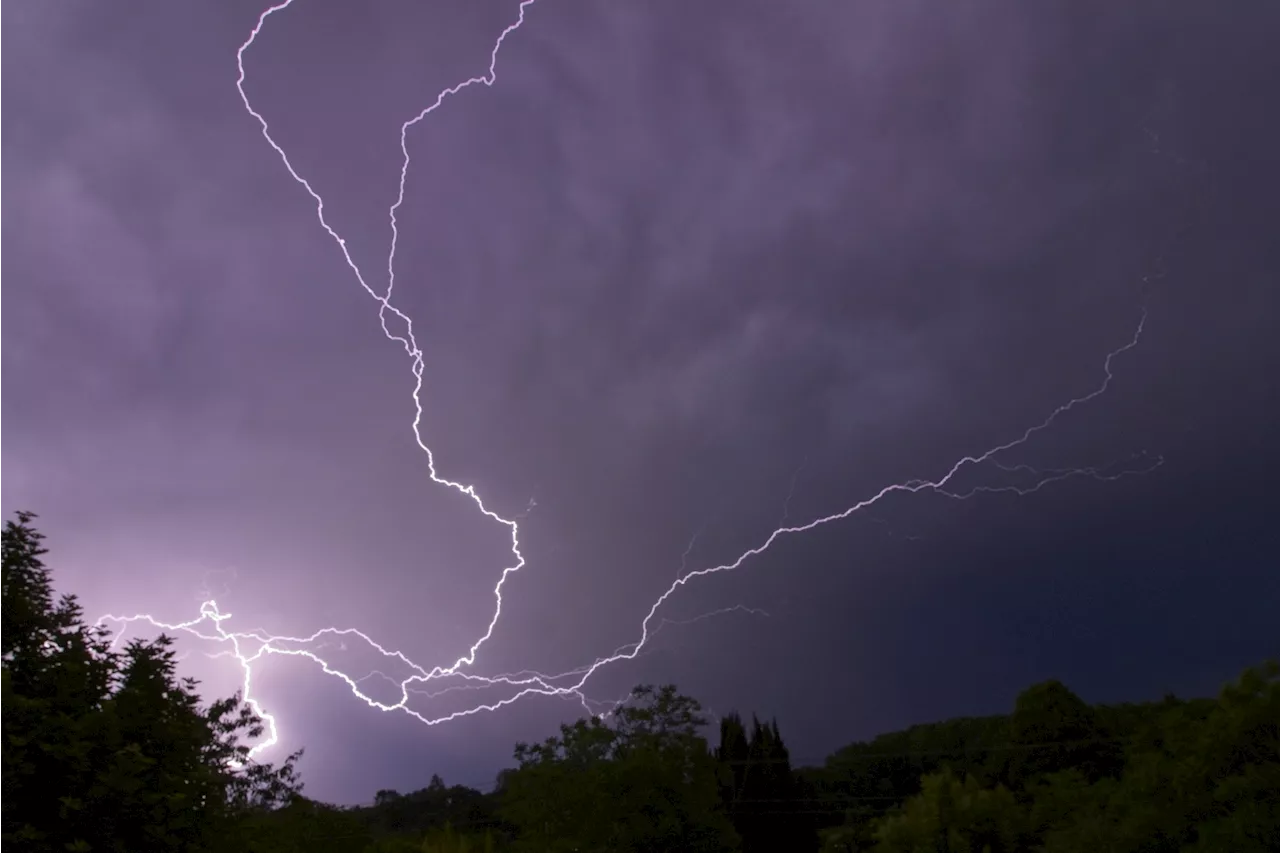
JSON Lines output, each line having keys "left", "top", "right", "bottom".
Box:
{"left": 2, "top": 512, "right": 302, "bottom": 852}
{"left": 498, "top": 684, "right": 740, "bottom": 852}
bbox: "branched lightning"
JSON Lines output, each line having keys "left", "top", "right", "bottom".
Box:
{"left": 99, "top": 0, "right": 1169, "bottom": 761}
{"left": 231, "top": 0, "right": 539, "bottom": 680}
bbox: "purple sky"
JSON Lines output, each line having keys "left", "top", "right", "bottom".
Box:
{"left": 4, "top": 0, "right": 1279, "bottom": 805}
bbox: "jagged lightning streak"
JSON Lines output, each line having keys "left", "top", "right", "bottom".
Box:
{"left": 100, "top": 1, "right": 1170, "bottom": 760}
{"left": 231, "top": 0, "right": 539, "bottom": 680}
{"left": 505, "top": 311, "right": 1156, "bottom": 700}
{"left": 101, "top": 0, "right": 546, "bottom": 759}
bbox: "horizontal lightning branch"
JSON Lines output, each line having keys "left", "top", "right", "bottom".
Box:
{"left": 98, "top": 0, "right": 1162, "bottom": 759}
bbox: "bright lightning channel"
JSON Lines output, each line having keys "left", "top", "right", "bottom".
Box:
{"left": 99, "top": 0, "right": 1161, "bottom": 760}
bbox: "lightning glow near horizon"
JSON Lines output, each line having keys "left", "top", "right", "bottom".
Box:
{"left": 98, "top": 0, "right": 1166, "bottom": 762}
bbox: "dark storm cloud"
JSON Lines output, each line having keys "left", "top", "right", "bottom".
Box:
{"left": 5, "top": 0, "right": 1278, "bottom": 804}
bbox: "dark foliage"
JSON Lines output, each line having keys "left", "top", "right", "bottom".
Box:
{"left": 716, "top": 712, "right": 819, "bottom": 852}
{"left": 2, "top": 512, "right": 302, "bottom": 852}
{"left": 497, "top": 684, "right": 739, "bottom": 852}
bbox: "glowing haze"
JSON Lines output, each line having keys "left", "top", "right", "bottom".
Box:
{"left": 102, "top": 0, "right": 1158, "bottom": 758}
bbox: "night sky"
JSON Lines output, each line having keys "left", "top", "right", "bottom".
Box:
{"left": 3, "top": 0, "right": 1278, "bottom": 806}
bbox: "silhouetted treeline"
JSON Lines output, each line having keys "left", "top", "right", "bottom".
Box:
{"left": 4, "top": 512, "right": 1277, "bottom": 851}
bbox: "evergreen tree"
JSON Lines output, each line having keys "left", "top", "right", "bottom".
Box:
{"left": 716, "top": 713, "right": 752, "bottom": 816}
{"left": 715, "top": 712, "right": 817, "bottom": 852}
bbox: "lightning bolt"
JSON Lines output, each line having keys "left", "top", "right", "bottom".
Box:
{"left": 230, "top": 0, "right": 540, "bottom": 681}
{"left": 99, "top": 0, "right": 1170, "bottom": 762}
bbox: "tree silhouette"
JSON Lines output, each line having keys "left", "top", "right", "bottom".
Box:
{"left": 500, "top": 684, "right": 739, "bottom": 852}
{"left": 1, "top": 512, "right": 302, "bottom": 852}
{"left": 715, "top": 712, "right": 817, "bottom": 852}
